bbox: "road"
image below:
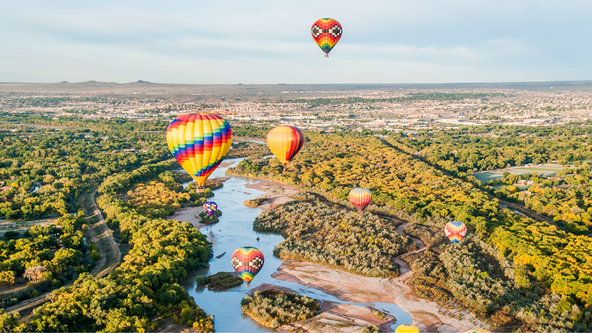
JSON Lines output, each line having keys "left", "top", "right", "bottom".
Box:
{"left": 5, "top": 186, "right": 121, "bottom": 315}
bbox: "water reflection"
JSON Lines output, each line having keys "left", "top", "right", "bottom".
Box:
{"left": 180, "top": 158, "right": 413, "bottom": 332}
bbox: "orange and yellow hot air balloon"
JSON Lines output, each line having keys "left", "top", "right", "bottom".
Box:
{"left": 266, "top": 126, "right": 304, "bottom": 172}
{"left": 348, "top": 188, "right": 372, "bottom": 212}
{"left": 166, "top": 114, "right": 232, "bottom": 192}
{"left": 395, "top": 324, "right": 420, "bottom": 333}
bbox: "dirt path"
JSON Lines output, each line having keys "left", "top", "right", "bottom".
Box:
{"left": 5, "top": 186, "right": 121, "bottom": 315}
{"left": 394, "top": 222, "right": 427, "bottom": 276}
{"left": 81, "top": 186, "right": 122, "bottom": 277}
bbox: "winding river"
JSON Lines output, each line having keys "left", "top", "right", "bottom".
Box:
{"left": 178, "top": 158, "right": 413, "bottom": 332}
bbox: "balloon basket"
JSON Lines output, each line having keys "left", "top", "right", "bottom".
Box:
{"left": 246, "top": 284, "right": 250, "bottom": 288}
{"left": 324, "top": 54, "right": 329, "bottom": 58}
{"left": 197, "top": 188, "right": 205, "bottom": 193}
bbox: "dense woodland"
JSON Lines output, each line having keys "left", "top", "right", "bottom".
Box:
{"left": 4, "top": 114, "right": 592, "bottom": 331}
{"left": 0, "top": 116, "right": 214, "bottom": 332}
{"left": 240, "top": 289, "right": 319, "bottom": 328}
{"left": 254, "top": 198, "right": 416, "bottom": 277}
{"left": 195, "top": 272, "right": 243, "bottom": 291}
{"left": 228, "top": 131, "right": 592, "bottom": 332}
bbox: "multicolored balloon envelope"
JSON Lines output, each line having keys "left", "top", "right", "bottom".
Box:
{"left": 311, "top": 18, "right": 342, "bottom": 57}
{"left": 231, "top": 247, "right": 265, "bottom": 286}
{"left": 349, "top": 188, "right": 372, "bottom": 212}
{"left": 266, "top": 126, "right": 304, "bottom": 169}
{"left": 166, "top": 114, "right": 232, "bottom": 191}
{"left": 445, "top": 221, "right": 467, "bottom": 244}
{"left": 395, "top": 324, "right": 420, "bottom": 333}
{"left": 203, "top": 201, "right": 217, "bottom": 216}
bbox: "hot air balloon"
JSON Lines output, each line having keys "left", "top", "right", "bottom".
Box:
{"left": 349, "top": 188, "right": 372, "bottom": 212}
{"left": 266, "top": 126, "right": 304, "bottom": 172}
{"left": 445, "top": 221, "right": 467, "bottom": 245}
{"left": 231, "top": 247, "right": 264, "bottom": 287}
{"left": 464, "top": 330, "right": 491, "bottom": 333}
{"left": 311, "top": 18, "right": 342, "bottom": 57}
{"left": 203, "top": 201, "right": 217, "bottom": 216}
{"left": 395, "top": 324, "right": 420, "bottom": 333}
{"left": 166, "top": 114, "right": 232, "bottom": 192}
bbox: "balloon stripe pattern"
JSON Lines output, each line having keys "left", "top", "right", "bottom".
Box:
{"left": 311, "top": 18, "right": 342, "bottom": 56}
{"left": 231, "top": 247, "right": 265, "bottom": 284}
{"left": 349, "top": 188, "right": 372, "bottom": 212}
{"left": 166, "top": 114, "right": 232, "bottom": 187}
{"left": 266, "top": 126, "right": 304, "bottom": 166}
{"left": 445, "top": 221, "right": 467, "bottom": 244}
{"left": 395, "top": 324, "right": 420, "bottom": 333}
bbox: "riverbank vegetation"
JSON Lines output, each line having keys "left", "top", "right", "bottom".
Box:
{"left": 241, "top": 289, "right": 319, "bottom": 328}
{"left": 195, "top": 272, "right": 243, "bottom": 290}
{"left": 229, "top": 131, "right": 592, "bottom": 331}
{"left": 254, "top": 200, "right": 416, "bottom": 277}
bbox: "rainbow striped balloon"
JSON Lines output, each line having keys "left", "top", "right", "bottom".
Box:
{"left": 311, "top": 18, "right": 342, "bottom": 57}
{"left": 231, "top": 247, "right": 264, "bottom": 286}
{"left": 166, "top": 114, "right": 232, "bottom": 190}
{"left": 349, "top": 188, "right": 372, "bottom": 212}
{"left": 266, "top": 126, "right": 304, "bottom": 167}
{"left": 445, "top": 221, "right": 467, "bottom": 244}
{"left": 395, "top": 324, "right": 420, "bottom": 333}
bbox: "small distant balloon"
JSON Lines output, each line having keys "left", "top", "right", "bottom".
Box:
{"left": 311, "top": 18, "right": 343, "bottom": 58}
{"left": 203, "top": 201, "right": 217, "bottom": 216}
{"left": 231, "top": 247, "right": 264, "bottom": 287}
{"left": 445, "top": 221, "right": 467, "bottom": 245}
{"left": 348, "top": 188, "right": 372, "bottom": 212}
{"left": 395, "top": 324, "right": 420, "bottom": 333}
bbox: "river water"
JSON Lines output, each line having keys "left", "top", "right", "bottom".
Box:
{"left": 180, "top": 158, "right": 413, "bottom": 332}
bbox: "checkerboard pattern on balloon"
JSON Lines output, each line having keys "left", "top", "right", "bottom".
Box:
{"left": 311, "top": 18, "right": 342, "bottom": 56}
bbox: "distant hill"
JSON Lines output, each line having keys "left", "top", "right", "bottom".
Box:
{"left": 1, "top": 80, "right": 592, "bottom": 95}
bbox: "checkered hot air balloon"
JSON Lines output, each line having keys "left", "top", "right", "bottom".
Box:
{"left": 395, "top": 324, "right": 420, "bottom": 333}
{"left": 266, "top": 126, "right": 304, "bottom": 172}
{"left": 203, "top": 201, "right": 217, "bottom": 216}
{"left": 445, "top": 221, "right": 467, "bottom": 245}
{"left": 231, "top": 247, "right": 265, "bottom": 287}
{"left": 166, "top": 114, "right": 232, "bottom": 192}
{"left": 349, "top": 188, "right": 372, "bottom": 212}
{"left": 311, "top": 18, "right": 342, "bottom": 57}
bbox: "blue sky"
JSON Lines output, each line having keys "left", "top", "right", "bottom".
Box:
{"left": 1, "top": 0, "right": 591, "bottom": 84}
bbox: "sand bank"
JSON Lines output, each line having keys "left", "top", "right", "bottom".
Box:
{"left": 166, "top": 206, "right": 205, "bottom": 229}
{"left": 273, "top": 259, "right": 488, "bottom": 333}
{"left": 244, "top": 180, "right": 299, "bottom": 210}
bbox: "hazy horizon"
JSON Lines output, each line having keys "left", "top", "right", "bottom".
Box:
{"left": 2, "top": 1, "right": 592, "bottom": 84}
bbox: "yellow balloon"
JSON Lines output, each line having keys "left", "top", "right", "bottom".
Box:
{"left": 266, "top": 126, "right": 304, "bottom": 167}
{"left": 395, "top": 324, "right": 420, "bottom": 333}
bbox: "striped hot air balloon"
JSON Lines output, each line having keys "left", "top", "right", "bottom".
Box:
{"left": 166, "top": 114, "right": 232, "bottom": 192}
{"left": 203, "top": 201, "right": 217, "bottom": 216}
{"left": 311, "top": 18, "right": 342, "bottom": 57}
{"left": 266, "top": 126, "right": 304, "bottom": 171}
{"left": 395, "top": 324, "right": 420, "bottom": 333}
{"left": 231, "top": 247, "right": 265, "bottom": 287}
{"left": 349, "top": 188, "right": 372, "bottom": 212}
{"left": 445, "top": 221, "right": 467, "bottom": 245}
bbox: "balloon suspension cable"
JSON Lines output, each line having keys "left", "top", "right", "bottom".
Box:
{"left": 282, "top": 164, "right": 287, "bottom": 174}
